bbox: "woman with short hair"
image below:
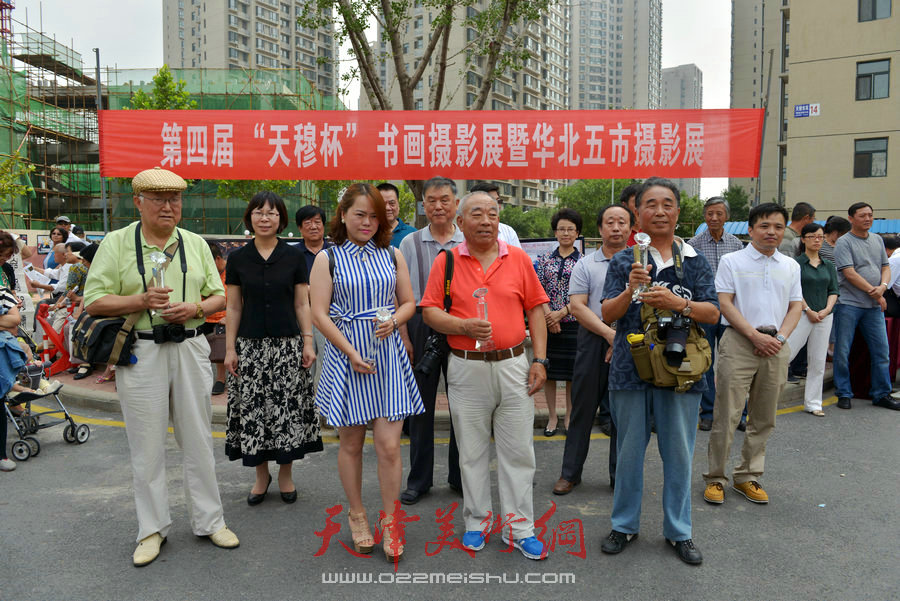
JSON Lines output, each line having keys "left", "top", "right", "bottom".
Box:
{"left": 224, "top": 191, "right": 323, "bottom": 505}
{"left": 533, "top": 207, "right": 583, "bottom": 436}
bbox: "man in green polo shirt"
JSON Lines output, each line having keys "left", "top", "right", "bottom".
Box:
{"left": 83, "top": 167, "right": 238, "bottom": 567}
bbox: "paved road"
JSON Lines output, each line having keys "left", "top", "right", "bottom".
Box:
{"left": 2, "top": 397, "right": 898, "bottom": 601}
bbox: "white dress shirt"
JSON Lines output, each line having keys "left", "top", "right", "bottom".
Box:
{"left": 715, "top": 244, "right": 802, "bottom": 329}
{"left": 888, "top": 252, "right": 900, "bottom": 295}
{"left": 498, "top": 222, "right": 521, "bottom": 248}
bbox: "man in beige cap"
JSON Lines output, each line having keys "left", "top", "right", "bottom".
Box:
{"left": 83, "top": 167, "right": 238, "bottom": 566}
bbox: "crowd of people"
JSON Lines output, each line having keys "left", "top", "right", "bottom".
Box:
{"left": 3, "top": 166, "right": 899, "bottom": 570}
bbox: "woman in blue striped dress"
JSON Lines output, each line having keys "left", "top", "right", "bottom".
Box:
{"left": 310, "top": 183, "right": 423, "bottom": 562}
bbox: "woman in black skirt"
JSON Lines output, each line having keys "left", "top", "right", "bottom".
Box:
{"left": 534, "top": 208, "right": 582, "bottom": 436}
{"left": 224, "top": 192, "right": 323, "bottom": 505}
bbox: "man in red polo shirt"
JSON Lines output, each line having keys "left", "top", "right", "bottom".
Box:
{"left": 421, "top": 191, "right": 550, "bottom": 560}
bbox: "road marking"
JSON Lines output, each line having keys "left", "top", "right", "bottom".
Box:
{"left": 29, "top": 396, "right": 839, "bottom": 445}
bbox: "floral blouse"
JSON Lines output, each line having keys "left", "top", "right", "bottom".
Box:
{"left": 533, "top": 247, "right": 581, "bottom": 324}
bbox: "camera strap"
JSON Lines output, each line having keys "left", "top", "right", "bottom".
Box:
{"left": 135, "top": 222, "right": 188, "bottom": 323}
{"left": 440, "top": 249, "right": 454, "bottom": 312}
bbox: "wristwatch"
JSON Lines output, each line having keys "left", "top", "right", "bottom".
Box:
{"left": 532, "top": 357, "right": 550, "bottom": 368}
{"left": 775, "top": 334, "right": 786, "bottom": 344}
{"left": 194, "top": 303, "right": 205, "bottom": 319}
{"left": 681, "top": 298, "right": 693, "bottom": 316}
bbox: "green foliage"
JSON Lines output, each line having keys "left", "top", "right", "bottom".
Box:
{"left": 722, "top": 184, "right": 750, "bottom": 223}
{"left": 396, "top": 182, "right": 417, "bottom": 224}
{"left": 128, "top": 65, "right": 197, "bottom": 110}
{"left": 553, "top": 179, "right": 638, "bottom": 238}
{"left": 676, "top": 194, "right": 704, "bottom": 239}
{"left": 500, "top": 206, "right": 552, "bottom": 239}
{"left": 214, "top": 180, "right": 299, "bottom": 204}
{"left": 0, "top": 152, "right": 35, "bottom": 203}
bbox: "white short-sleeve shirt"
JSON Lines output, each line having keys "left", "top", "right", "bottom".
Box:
{"left": 715, "top": 244, "right": 802, "bottom": 329}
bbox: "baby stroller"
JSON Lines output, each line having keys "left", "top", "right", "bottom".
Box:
{"left": 4, "top": 362, "right": 90, "bottom": 461}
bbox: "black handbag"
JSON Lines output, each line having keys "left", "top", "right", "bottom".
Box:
{"left": 70, "top": 310, "right": 140, "bottom": 366}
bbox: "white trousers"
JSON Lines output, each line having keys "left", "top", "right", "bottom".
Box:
{"left": 117, "top": 336, "right": 225, "bottom": 542}
{"left": 786, "top": 313, "right": 833, "bottom": 412}
{"left": 446, "top": 353, "right": 535, "bottom": 540}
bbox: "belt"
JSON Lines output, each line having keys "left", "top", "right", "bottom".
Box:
{"left": 450, "top": 342, "right": 525, "bottom": 362}
{"left": 136, "top": 328, "right": 202, "bottom": 340}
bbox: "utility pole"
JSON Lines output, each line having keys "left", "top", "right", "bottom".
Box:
{"left": 93, "top": 48, "right": 108, "bottom": 233}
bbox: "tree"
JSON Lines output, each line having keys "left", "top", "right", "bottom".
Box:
{"left": 128, "top": 65, "right": 197, "bottom": 111}
{"left": 722, "top": 184, "right": 750, "bottom": 223}
{"left": 299, "top": 0, "right": 552, "bottom": 201}
{"left": 0, "top": 152, "right": 35, "bottom": 205}
{"left": 500, "top": 205, "right": 551, "bottom": 239}
{"left": 676, "top": 193, "right": 704, "bottom": 239}
{"left": 553, "top": 179, "right": 638, "bottom": 238}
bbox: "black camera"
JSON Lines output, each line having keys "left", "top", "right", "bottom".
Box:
{"left": 414, "top": 333, "right": 449, "bottom": 376}
{"left": 152, "top": 323, "right": 186, "bottom": 344}
{"left": 656, "top": 315, "right": 692, "bottom": 366}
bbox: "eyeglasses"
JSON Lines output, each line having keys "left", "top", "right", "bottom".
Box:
{"left": 251, "top": 211, "right": 280, "bottom": 220}
{"left": 140, "top": 195, "right": 182, "bottom": 207}
{"left": 803, "top": 235, "right": 825, "bottom": 240}
{"left": 555, "top": 227, "right": 577, "bottom": 234}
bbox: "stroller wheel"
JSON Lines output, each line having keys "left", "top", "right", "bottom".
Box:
{"left": 25, "top": 415, "right": 40, "bottom": 434}
{"left": 63, "top": 424, "right": 76, "bottom": 443}
{"left": 11, "top": 440, "right": 31, "bottom": 461}
{"left": 24, "top": 436, "right": 41, "bottom": 457}
{"left": 75, "top": 424, "right": 90, "bottom": 444}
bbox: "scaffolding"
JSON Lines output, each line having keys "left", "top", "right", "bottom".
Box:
{"left": 0, "top": 12, "right": 346, "bottom": 234}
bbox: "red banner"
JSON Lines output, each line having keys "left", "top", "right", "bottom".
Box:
{"left": 99, "top": 109, "right": 763, "bottom": 180}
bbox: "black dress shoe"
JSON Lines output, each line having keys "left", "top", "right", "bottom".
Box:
{"left": 736, "top": 420, "right": 747, "bottom": 432}
{"left": 600, "top": 530, "right": 637, "bottom": 554}
{"left": 280, "top": 490, "right": 298, "bottom": 504}
{"left": 72, "top": 365, "right": 93, "bottom": 380}
{"left": 873, "top": 396, "right": 900, "bottom": 411}
{"left": 837, "top": 397, "right": 852, "bottom": 410}
{"left": 247, "top": 474, "right": 272, "bottom": 506}
{"left": 448, "top": 482, "right": 463, "bottom": 494}
{"left": 599, "top": 421, "right": 613, "bottom": 437}
{"left": 400, "top": 488, "right": 427, "bottom": 505}
{"left": 667, "top": 538, "right": 703, "bottom": 565}
{"left": 698, "top": 418, "right": 712, "bottom": 431}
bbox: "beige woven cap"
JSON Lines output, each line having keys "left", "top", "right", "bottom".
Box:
{"left": 131, "top": 167, "right": 187, "bottom": 195}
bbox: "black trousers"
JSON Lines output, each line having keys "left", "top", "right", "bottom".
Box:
{"left": 404, "top": 312, "right": 461, "bottom": 493}
{"left": 559, "top": 327, "right": 616, "bottom": 484}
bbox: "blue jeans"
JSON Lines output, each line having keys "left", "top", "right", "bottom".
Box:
{"left": 609, "top": 388, "right": 700, "bottom": 541}
{"left": 832, "top": 304, "right": 892, "bottom": 400}
{"left": 700, "top": 322, "right": 746, "bottom": 422}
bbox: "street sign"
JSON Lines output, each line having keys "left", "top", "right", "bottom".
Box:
{"left": 794, "top": 104, "right": 810, "bottom": 118}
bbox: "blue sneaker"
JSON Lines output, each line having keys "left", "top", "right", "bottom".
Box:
{"left": 505, "top": 536, "right": 548, "bottom": 560}
{"left": 462, "top": 531, "right": 485, "bottom": 551}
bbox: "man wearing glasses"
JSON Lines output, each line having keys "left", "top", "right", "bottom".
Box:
{"left": 84, "top": 167, "right": 239, "bottom": 567}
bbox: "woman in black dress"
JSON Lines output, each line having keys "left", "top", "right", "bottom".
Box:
{"left": 224, "top": 192, "right": 323, "bottom": 505}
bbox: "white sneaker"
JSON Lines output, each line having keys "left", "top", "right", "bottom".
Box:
{"left": 891, "top": 390, "right": 900, "bottom": 400}
{"left": 0, "top": 458, "right": 16, "bottom": 472}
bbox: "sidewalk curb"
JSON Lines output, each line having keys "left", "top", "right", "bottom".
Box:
{"left": 55, "top": 369, "right": 834, "bottom": 429}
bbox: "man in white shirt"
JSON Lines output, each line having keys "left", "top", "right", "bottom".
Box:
{"left": 886, "top": 235, "right": 900, "bottom": 297}
{"left": 469, "top": 181, "right": 521, "bottom": 248}
{"left": 703, "top": 203, "right": 803, "bottom": 506}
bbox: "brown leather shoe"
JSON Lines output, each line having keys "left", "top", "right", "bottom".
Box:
{"left": 552, "top": 477, "right": 580, "bottom": 495}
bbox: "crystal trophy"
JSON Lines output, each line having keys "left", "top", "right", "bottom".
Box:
{"left": 631, "top": 232, "right": 652, "bottom": 302}
{"left": 472, "top": 287, "right": 495, "bottom": 351}
{"left": 148, "top": 251, "right": 168, "bottom": 317}
{"left": 365, "top": 307, "right": 393, "bottom": 366}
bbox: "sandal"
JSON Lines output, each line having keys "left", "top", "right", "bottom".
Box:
{"left": 347, "top": 510, "right": 374, "bottom": 554}
{"left": 380, "top": 515, "right": 404, "bottom": 563}
{"left": 96, "top": 372, "right": 116, "bottom": 384}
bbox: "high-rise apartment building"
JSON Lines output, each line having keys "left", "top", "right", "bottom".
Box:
{"left": 361, "top": 1, "right": 570, "bottom": 206}
{"left": 162, "top": 0, "right": 339, "bottom": 97}
{"left": 731, "top": 1, "right": 898, "bottom": 217}
{"left": 570, "top": 0, "right": 662, "bottom": 110}
{"left": 661, "top": 63, "right": 703, "bottom": 198}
